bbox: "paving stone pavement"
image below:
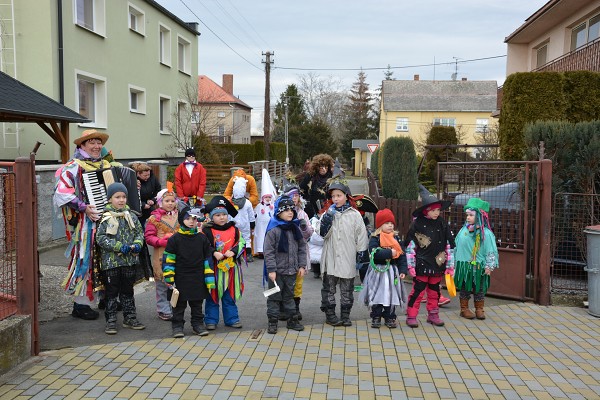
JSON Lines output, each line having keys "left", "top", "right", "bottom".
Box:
{"left": 2, "top": 303, "right": 600, "bottom": 399}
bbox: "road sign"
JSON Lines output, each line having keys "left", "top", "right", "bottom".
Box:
{"left": 367, "top": 144, "right": 379, "bottom": 153}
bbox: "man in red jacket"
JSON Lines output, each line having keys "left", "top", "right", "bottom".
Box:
{"left": 175, "top": 148, "right": 207, "bottom": 205}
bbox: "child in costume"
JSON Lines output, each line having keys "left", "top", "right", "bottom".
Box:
{"left": 264, "top": 196, "right": 308, "bottom": 334}
{"left": 318, "top": 179, "right": 369, "bottom": 327}
{"left": 253, "top": 169, "right": 277, "bottom": 258}
{"left": 202, "top": 196, "right": 245, "bottom": 330}
{"left": 144, "top": 182, "right": 179, "bottom": 321}
{"left": 282, "top": 183, "right": 313, "bottom": 320}
{"left": 404, "top": 185, "right": 455, "bottom": 328}
{"left": 360, "top": 208, "right": 408, "bottom": 329}
{"left": 96, "top": 183, "right": 145, "bottom": 335}
{"left": 454, "top": 198, "right": 499, "bottom": 320}
{"left": 162, "top": 204, "right": 214, "bottom": 338}
{"left": 308, "top": 213, "right": 325, "bottom": 278}
{"left": 231, "top": 176, "right": 256, "bottom": 263}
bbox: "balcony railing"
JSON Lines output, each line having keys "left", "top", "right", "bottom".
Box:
{"left": 208, "top": 135, "right": 232, "bottom": 144}
{"left": 534, "top": 37, "right": 600, "bottom": 72}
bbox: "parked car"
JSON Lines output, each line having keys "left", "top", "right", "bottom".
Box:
{"left": 452, "top": 182, "right": 523, "bottom": 211}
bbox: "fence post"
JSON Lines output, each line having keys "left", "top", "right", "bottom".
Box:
{"left": 14, "top": 157, "right": 39, "bottom": 355}
{"left": 537, "top": 159, "right": 552, "bottom": 306}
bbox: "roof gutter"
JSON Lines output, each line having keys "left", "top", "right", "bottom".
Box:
{"left": 504, "top": 0, "right": 560, "bottom": 43}
{"left": 57, "top": 0, "right": 65, "bottom": 104}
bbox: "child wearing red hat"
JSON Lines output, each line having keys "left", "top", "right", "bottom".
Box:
{"left": 360, "top": 209, "right": 408, "bottom": 328}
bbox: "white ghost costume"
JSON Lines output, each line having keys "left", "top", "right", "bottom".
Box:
{"left": 253, "top": 169, "right": 277, "bottom": 254}
{"left": 231, "top": 176, "right": 255, "bottom": 252}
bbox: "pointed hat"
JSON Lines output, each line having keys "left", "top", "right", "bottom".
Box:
{"left": 412, "top": 184, "right": 452, "bottom": 217}
{"left": 261, "top": 168, "right": 277, "bottom": 199}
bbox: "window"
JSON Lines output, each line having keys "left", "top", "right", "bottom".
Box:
{"left": 571, "top": 14, "right": 600, "bottom": 50}
{"left": 191, "top": 111, "right": 200, "bottom": 124}
{"left": 74, "top": 0, "right": 105, "bottom": 36}
{"left": 395, "top": 117, "right": 408, "bottom": 132}
{"left": 159, "top": 95, "right": 171, "bottom": 133}
{"left": 159, "top": 24, "right": 171, "bottom": 66}
{"left": 177, "top": 101, "right": 187, "bottom": 137}
{"left": 432, "top": 118, "right": 456, "bottom": 127}
{"left": 475, "top": 118, "right": 489, "bottom": 133}
{"left": 129, "top": 85, "right": 146, "bottom": 114}
{"left": 536, "top": 44, "right": 548, "bottom": 68}
{"left": 76, "top": 70, "right": 107, "bottom": 127}
{"left": 218, "top": 125, "right": 225, "bottom": 143}
{"left": 177, "top": 35, "right": 191, "bottom": 74}
{"left": 217, "top": 111, "right": 226, "bottom": 118}
{"left": 128, "top": 3, "right": 145, "bottom": 36}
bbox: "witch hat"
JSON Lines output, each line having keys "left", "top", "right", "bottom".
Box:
{"left": 327, "top": 159, "right": 351, "bottom": 196}
{"left": 412, "top": 184, "right": 452, "bottom": 217}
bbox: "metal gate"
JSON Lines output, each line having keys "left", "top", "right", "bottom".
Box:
{"left": 437, "top": 161, "right": 553, "bottom": 304}
{"left": 0, "top": 163, "right": 17, "bottom": 319}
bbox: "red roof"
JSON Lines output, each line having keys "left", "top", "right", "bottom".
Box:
{"left": 197, "top": 75, "right": 251, "bottom": 109}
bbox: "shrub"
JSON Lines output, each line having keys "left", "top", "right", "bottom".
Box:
{"left": 381, "top": 137, "right": 419, "bottom": 200}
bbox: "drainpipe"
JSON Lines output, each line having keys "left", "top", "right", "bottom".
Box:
{"left": 57, "top": 0, "right": 64, "bottom": 104}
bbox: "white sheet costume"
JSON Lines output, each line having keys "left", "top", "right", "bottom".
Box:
{"left": 253, "top": 169, "right": 277, "bottom": 254}
{"left": 231, "top": 176, "right": 256, "bottom": 253}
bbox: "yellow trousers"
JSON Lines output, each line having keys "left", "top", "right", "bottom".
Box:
{"left": 294, "top": 272, "right": 304, "bottom": 298}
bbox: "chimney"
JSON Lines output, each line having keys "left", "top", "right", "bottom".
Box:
{"left": 414, "top": 74, "right": 420, "bottom": 81}
{"left": 461, "top": 77, "right": 467, "bottom": 81}
{"left": 222, "top": 74, "right": 233, "bottom": 95}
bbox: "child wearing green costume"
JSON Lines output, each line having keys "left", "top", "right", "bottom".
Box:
{"left": 453, "top": 198, "right": 499, "bottom": 320}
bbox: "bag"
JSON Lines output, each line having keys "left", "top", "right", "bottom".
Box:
{"left": 445, "top": 273, "right": 456, "bottom": 297}
{"left": 170, "top": 288, "right": 180, "bottom": 307}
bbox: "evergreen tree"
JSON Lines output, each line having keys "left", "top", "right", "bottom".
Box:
{"left": 272, "top": 85, "right": 308, "bottom": 165}
{"left": 381, "top": 137, "right": 418, "bottom": 200}
{"left": 299, "top": 117, "right": 338, "bottom": 164}
{"left": 340, "top": 70, "right": 377, "bottom": 163}
{"left": 373, "top": 65, "right": 395, "bottom": 135}
{"left": 423, "top": 126, "right": 458, "bottom": 183}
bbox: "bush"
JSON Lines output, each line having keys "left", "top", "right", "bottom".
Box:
{"left": 381, "top": 137, "right": 419, "bottom": 200}
{"left": 370, "top": 148, "right": 379, "bottom": 178}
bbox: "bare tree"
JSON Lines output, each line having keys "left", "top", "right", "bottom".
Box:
{"left": 474, "top": 121, "right": 500, "bottom": 160}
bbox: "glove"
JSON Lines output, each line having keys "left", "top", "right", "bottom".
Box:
{"left": 408, "top": 266, "right": 416, "bottom": 278}
{"left": 250, "top": 221, "right": 256, "bottom": 230}
{"left": 299, "top": 219, "right": 308, "bottom": 231}
{"left": 445, "top": 267, "right": 455, "bottom": 277}
{"left": 319, "top": 210, "right": 335, "bottom": 237}
{"left": 120, "top": 244, "right": 131, "bottom": 255}
{"left": 131, "top": 244, "right": 142, "bottom": 253}
{"left": 356, "top": 251, "right": 368, "bottom": 264}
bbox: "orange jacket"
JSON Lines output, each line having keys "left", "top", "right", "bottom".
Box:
{"left": 224, "top": 169, "right": 259, "bottom": 207}
{"left": 175, "top": 162, "right": 206, "bottom": 199}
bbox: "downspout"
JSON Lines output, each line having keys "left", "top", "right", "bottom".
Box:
{"left": 57, "top": 0, "right": 64, "bottom": 104}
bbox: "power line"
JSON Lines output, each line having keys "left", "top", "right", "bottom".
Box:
{"left": 273, "top": 55, "right": 507, "bottom": 72}
{"left": 223, "top": 0, "right": 270, "bottom": 50}
{"left": 178, "top": 0, "right": 263, "bottom": 71}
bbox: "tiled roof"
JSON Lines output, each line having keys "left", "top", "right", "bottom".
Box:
{"left": 382, "top": 80, "right": 498, "bottom": 112}
{"left": 0, "top": 71, "right": 89, "bottom": 122}
{"left": 198, "top": 75, "right": 251, "bottom": 109}
{"left": 352, "top": 139, "right": 379, "bottom": 151}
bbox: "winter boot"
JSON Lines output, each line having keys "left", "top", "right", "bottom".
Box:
{"left": 104, "top": 319, "right": 117, "bottom": 335}
{"left": 384, "top": 318, "right": 398, "bottom": 329}
{"left": 475, "top": 300, "right": 486, "bottom": 320}
{"left": 340, "top": 308, "right": 352, "bottom": 327}
{"left": 287, "top": 315, "right": 304, "bottom": 331}
{"left": 267, "top": 318, "right": 278, "bottom": 334}
{"left": 294, "top": 297, "right": 302, "bottom": 321}
{"left": 426, "top": 309, "right": 445, "bottom": 326}
{"left": 406, "top": 306, "right": 419, "bottom": 328}
{"left": 406, "top": 316, "right": 419, "bottom": 328}
{"left": 371, "top": 317, "right": 382, "bottom": 329}
{"left": 460, "top": 298, "right": 476, "bottom": 320}
{"left": 325, "top": 307, "right": 342, "bottom": 326}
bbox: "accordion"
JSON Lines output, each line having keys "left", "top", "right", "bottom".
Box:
{"left": 82, "top": 166, "right": 142, "bottom": 215}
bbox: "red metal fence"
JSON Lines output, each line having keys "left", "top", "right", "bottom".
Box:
{"left": 0, "top": 163, "right": 17, "bottom": 320}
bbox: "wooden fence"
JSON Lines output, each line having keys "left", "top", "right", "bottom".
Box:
{"left": 201, "top": 160, "right": 289, "bottom": 186}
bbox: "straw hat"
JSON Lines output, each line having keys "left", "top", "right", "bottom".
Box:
{"left": 73, "top": 129, "right": 109, "bottom": 146}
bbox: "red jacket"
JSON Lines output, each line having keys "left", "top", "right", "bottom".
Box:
{"left": 175, "top": 162, "right": 206, "bottom": 199}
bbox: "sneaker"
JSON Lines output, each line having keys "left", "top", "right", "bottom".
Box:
{"left": 72, "top": 304, "right": 99, "bottom": 320}
{"left": 384, "top": 319, "right": 398, "bottom": 329}
{"left": 192, "top": 325, "right": 209, "bottom": 336}
{"left": 227, "top": 321, "right": 243, "bottom": 328}
{"left": 371, "top": 317, "right": 382, "bottom": 329}
{"left": 123, "top": 319, "right": 146, "bottom": 330}
{"left": 104, "top": 321, "right": 117, "bottom": 335}
{"left": 206, "top": 324, "right": 217, "bottom": 330}
{"left": 438, "top": 296, "right": 451, "bottom": 306}
{"left": 173, "top": 329, "right": 184, "bottom": 338}
{"left": 158, "top": 312, "right": 172, "bottom": 321}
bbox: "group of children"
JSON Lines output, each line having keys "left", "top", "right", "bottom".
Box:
{"left": 96, "top": 171, "right": 499, "bottom": 338}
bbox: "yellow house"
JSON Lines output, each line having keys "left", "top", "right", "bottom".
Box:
{"left": 352, "top": 139, "right": 379, "bottom": 177}
{"left": 379, "top": 76, "right": 498, "bottom": 156}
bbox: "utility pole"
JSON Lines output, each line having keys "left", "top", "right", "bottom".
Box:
{"left": 262, "top": 51, "right": 274, "bottom": 160}
{"left": 284, "top": 97, "right": 289, "bottom": 165}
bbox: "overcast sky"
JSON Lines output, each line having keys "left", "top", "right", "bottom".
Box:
{"left": 155, "top": 0, "right": 548, "bottom": 132}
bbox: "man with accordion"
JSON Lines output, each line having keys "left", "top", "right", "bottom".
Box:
{"left": 53, "top": 130, "right": 141, "bottom": 320}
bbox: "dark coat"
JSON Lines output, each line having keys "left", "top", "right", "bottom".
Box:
{"left": 299, "top": 171, "right": 331, "bottom": 218}
{"left": 404, "top": 216, "right": 455, "bottom": 276}
{"left": 368, "top": 234, "right": 408, "bottom": 275}
{"left": 138, "top": 173, "right": 161, "bottom": 223}
{"left": 164, "top": 232, "right": 214, "bottom": 301}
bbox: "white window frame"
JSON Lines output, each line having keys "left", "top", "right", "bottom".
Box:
{"left": 475, "top": 118, "right": 489, "bottom": 133}
{"left": 432, "top": 117, "right": 456, "bottom": 127}
{"left": 159, "top": 24, "right": 171, "bottom": 67}
{"left": 395, "top": 117, "right": 408, "bottom": 132}
{"left": 571, "top": 13, "right": 600, "bottom": 50}
{"left": 128, "top": 85, "right": 146, "bottom": 114}
{"left": 128, "top": 3, "right": 145, "bottom": 36}
{"left": 76, "top": 69, "right": 107, "bottom": 128}
{"left": 218, "top": 125, "right": 225, "bottom": 143}
{"left": 217, "top": 111, "right": 226, "bottom": 118}
{"left": 177, "top": 35, "right": 191, "bottom": 75}
{"left": 535, "top": 42, "right": 548, "bottom": 68}
{"left": 159, "top": 95, "right": 171, "bottom": 134}
{"left": 191, "top": 111, "right": 200, "bottom": 124}
{"left": 73, "top": 0, "right": 106, "bottom": 37}
{"left": 176, "top": 100, "right": 188, "bottom": 138}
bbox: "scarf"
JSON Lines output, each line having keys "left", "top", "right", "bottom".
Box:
{"left": 380, "top": 232, "right": 402, "bottom": 259}
{"left": 100, "top": 206, "right": 136, "bottom": 235}
{"left": 312, "top": 172, "right": 330, "bottom": 191}
{"left": 232, "top": 197, "right": 246, "bottom": 209}
{"left": 277, "top": 222, "right": 303, "bottom": 253}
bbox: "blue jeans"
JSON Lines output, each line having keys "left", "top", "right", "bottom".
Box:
{"left": 205, "top": 291, "right": 240, "bottom": 326}
{"left": 155, "top": 279, "right": 171, "bottom": 315}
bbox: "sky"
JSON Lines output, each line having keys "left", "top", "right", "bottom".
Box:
{"left": 155, "top": 0, "right": 549, "bottom": 133}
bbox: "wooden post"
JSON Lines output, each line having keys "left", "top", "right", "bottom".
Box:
{"left": 537, "top": 159, "right": 552, "bottom": 306}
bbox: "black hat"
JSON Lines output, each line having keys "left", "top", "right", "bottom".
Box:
{"left": 412, "top": 184, "right": 452, "bottom": 217}
{"left": 327, "top": 159, "right": 351, "bottom": 196}
{"left": 204, "top": 195, "right": 238, "bottom": 218}
{"left": 185, "top": 148, "right": 196, "bottom": 157}
{"left": 275, "top": 195, "right": 297, "bottom": 219}
{"left": 353, "top": 194, "right": 379, "bottom": 213}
